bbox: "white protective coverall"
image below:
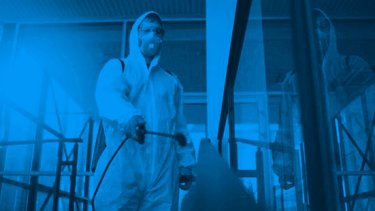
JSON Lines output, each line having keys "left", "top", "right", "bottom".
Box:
{"left": 93, "top": 11, "right": 196, "bottom": 210}
{"left": 272, "top": 8, "right": 374, "bottom": 189}
{"left": 312, "top": 9, "right": 372, "bottom": 115}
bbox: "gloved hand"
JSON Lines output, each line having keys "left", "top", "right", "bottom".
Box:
{"left": 174, "top": 133, "right": 187, "bottom": 146}
{"left": 124, "top": 115, "right": 146, "bottom": 144}
{"left": 179, "top": 167, "right": 195, "bottom": 190}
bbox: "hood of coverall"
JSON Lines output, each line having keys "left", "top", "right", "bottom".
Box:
{"left": 123, "top": 11, "right": 163, "bottom": 96}
{"left": 312, "top": 9, "right": 341, "bottom": 78}
{"left": 127, "top": 11, "right": 162, "bottom": 71}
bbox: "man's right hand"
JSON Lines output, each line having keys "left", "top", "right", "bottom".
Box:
{"left": 124, "top": 115, "right": 146, "bottom": 144}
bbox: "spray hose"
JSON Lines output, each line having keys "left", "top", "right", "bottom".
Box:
{"left": 91, "top": 129, "right": 187, "bottom": 210}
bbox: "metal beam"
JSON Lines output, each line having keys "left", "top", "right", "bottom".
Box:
{"left": 290, "top": 0, "right": 340, "bottom": 209}
{"left": 256, "top": 148, "right": 266, "bottom": 210}
{"left": 120, "top": 20, "right": 127, "bottom": 58}
{"left": 83, "top": 119, "right": 94, "bottom": 211}
{"left": 228, "top": 86, "right": 237, "bottom": 169}
{"left": 0, "top": 18, "right": 205, "bottom": 25}
{"left": 0, "top": 138, "right": 83, "bottom": 146}
{"left": 0, "top": 171, "right": 93, "bottom": 176}
{"left": 217, "top": 0, "right": 252, "bottom": 153}
{"left": 342, "top": 191, "right": 375, "bottom": 203}
{"left": 332, "top": 117, "right": 347, "bottom": 208}
{"left": 69, "top": 143, "right": 79, "bottom": 211}
{"left": 1, "top": 177, "right": 90, "bottom": 203}
{"left": 0, "top": 103, "right": 10, "bottom": 198}
{"left": 2, "top": 99, "right": 66, "bottom": 139}
{"left": 53, "top": 142, "right": 64, "bottom": 210}
{"left": 337, "top": 171, "right": 375, "bottom": 176}
{"left": 27, "top": 72, "right": 49, "bottom": 211}
{"left": 335, "top": 116, "right": 351, "bottom": 209}
{"left": 235, "top": 138, "right": 294, "bottom": 153}
{"left": 339, "top": 121, "right": 375, "bottom": 170}
{"left": 0, "top": 22, "right": 20, "bottom": 198}
{"left": 236, "top": 170, "right": 259, "bottom": 178}
{"left": 349, "top": 114, "right": 375, "bottom": 210}
{"left": 254, "top": 16, "right": 375, "bottom": 22}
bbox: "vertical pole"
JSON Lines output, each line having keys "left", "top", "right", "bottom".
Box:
{"left": 27, "top": 72, "right": 49, "bottom": 210}
{"left": 257, "top": 94, "right": 273, "bottom": 209}
{"left": 300, "top": 142, "right": 309, "bottom": 207}
{"left": 83, "top": 119, "right": 94, "bottom": 211}
{"left": 218, "top": 139, "right": 223, "bottom": 155}
{"left": 294, "top": 149, "right": 304, "bottom": 210}
{"left": 215, "top": 0, "right": 252, "bottom": 156}
{"left": 228, "top": 87, "right": 237, "bottom": 169}
{"left": 0, "top": 26, "right": 20, "bottom": 187}
{"left": 273, "top": 186, "right": 277, "bottom": 210}
{"left": 120, "top": 20, "right": 127, "bottom": 58}
{"left": 361, "top": 95, "right": 375, "bottom": 191}
{"left": 290, "top": 0, "right": 341, "bottom": 209}
{"left": 69, "top": 143, "right": 78, "bottom": 211}
{"left": 336, "top": 117, "right": 351, "bottom": 209}
{"left": 256, "top": 148, "right": 265, "bottom": 210}
{"left": 361, "top": 95, "right": 370, "bottom": 137}
{"left": 0, "top": 105, "right": 10, "bottom": 197}
{"left": 280, "top": 187, "right": 284, "bottom": 211}
{"left": 332, "top": 117, "right": 345, "bottom": 204}
{"left": 53, "top": 142, "right": 63, "bottom": 211}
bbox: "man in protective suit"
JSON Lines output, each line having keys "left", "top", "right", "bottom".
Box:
{"left": 93, "top": 11, "right": 196, "bottom": 210}
{"left": 272, "top": 8, "right": 374, "bottom": 190}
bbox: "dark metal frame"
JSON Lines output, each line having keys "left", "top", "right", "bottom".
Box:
{"left": 218, "top": 0, "right": 373, "bottom": 210}
{"left": 334, "top": 109, "right": 375, "bottom": 211}
{"left": 217, "top": 0, "right": 252, "bottom": 151}
{"left": 290, "top": 0, "right": 341, "bottom": 210}
{"left": 217, "top": 0, "right": 351, "bottom": 210}
{"left": 215, "top": 0, "right": 269, "bottom": 209}
{"left": 28, "top": 72, "right": 49, "bottom": 210}
{"left": 0, "top": 102, "right": 10, "bottom": 198}
{"left": 0, "top": 96, "right": 95, "bottom": 210}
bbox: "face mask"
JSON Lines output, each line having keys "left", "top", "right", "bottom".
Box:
{"left": 139, "top": 33, "right": 162, "bottom": 57}
{"left": 314, "top": 16, "right": 330, "bottom": 58}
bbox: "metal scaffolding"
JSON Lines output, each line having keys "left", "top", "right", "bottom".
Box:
{"left": 0, "top": 79, "right": 95, "bottom": 210}
{"left": 334, "top": 94, "right": 375, "bottom": 210}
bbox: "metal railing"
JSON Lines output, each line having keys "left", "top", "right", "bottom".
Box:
{"left": 0, "top": 98, "right": 95, "bottom": 211}
{"left": 215, "top": 0, "right": 268, "bottom": 209}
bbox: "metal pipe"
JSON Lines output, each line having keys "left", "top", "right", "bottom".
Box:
{"left": 137, "top": 128, "right": 187, "bottom": 146}
{"left": 28, "top": 72, "right": 49, "bottom": 211}
{"left": 142, "top": 130, "right": 175, "bottom": 139}
{"left": 0, "top": 138, "right": 82, "bottom": 146}
{"left": 53, "top": 142, "right": 63, "bottom": 210}
{"left": 0, "top": 171, "right": 93, "bottom": 176}
{"left": 290, "top": 0, "right": 341, "bottom": 209}
{"left": 1, "top": 177, "right": 90, "bottom": 203}
{"left": 83, "top": 118, "right": 94, "bottom": 211}
{"left": 69, "top": 143, "right": 78, "bottom": 211}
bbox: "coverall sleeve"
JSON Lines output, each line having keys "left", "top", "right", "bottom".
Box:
{"left": 175, "top": 83, "right": 196, "bottom": 168}
{"left": 95, "top": 59, "right": 141, "bottom": 126}
{"left": 327, "top": 55, "right": 373, "bottom": 116}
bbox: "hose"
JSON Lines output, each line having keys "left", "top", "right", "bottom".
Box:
{"left": 92, "top": 130, "right": 187, "bottom": 210}
{"left": 91, "top": 137, "right": 129, "bottom": 210}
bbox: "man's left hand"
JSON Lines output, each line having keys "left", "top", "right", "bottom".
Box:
{"left": 179, "top": 167, "right": 195, "bottom": 190}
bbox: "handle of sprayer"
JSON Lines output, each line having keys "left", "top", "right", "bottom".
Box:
{"left": 173, "top": 132, "right": 187, "bottom": 147}
{"left": 136, "top": 127, "right": 187, "bottom": 147}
